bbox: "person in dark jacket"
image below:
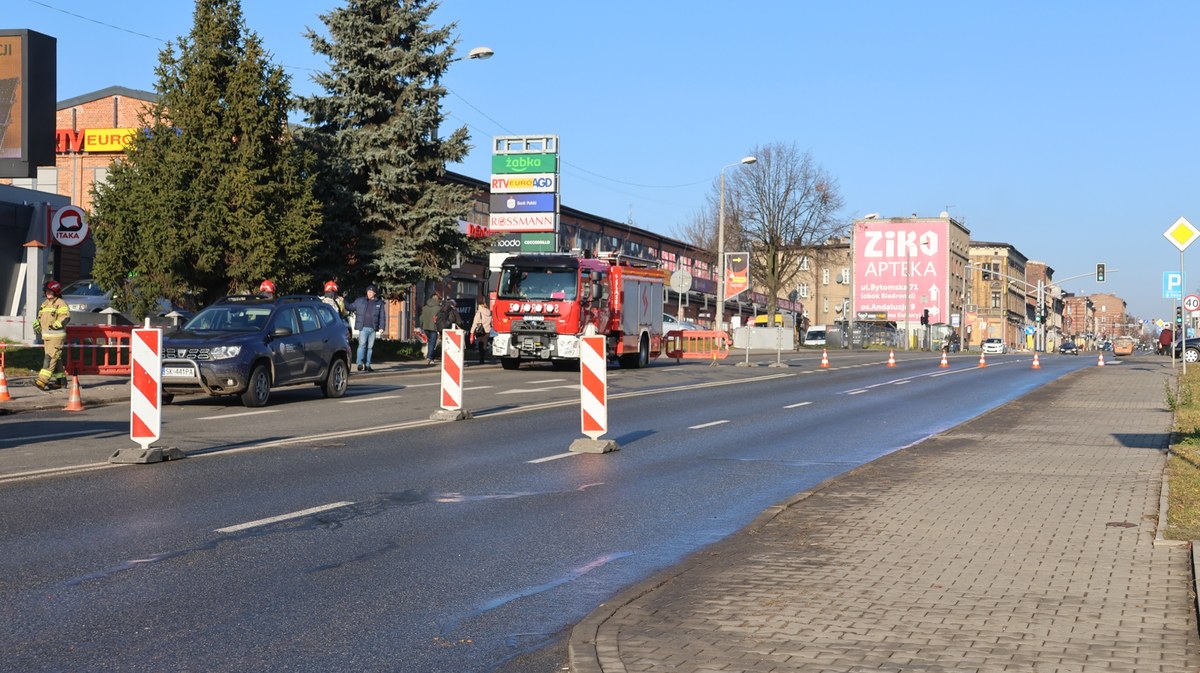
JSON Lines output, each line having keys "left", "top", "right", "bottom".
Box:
{"left": 348, "top": 284, "right": 386, "bottom": 371}
{"left": 419, "top": 292, "right": 441, "bottom": 364}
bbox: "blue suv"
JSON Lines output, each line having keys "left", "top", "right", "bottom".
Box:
{"left": 162, "top": 295, "right": 351, "bottom": 407}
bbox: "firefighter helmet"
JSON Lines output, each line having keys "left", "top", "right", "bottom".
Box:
{"left": 44, "top": 280, "right": 62, "bottom": 295}
{"left": 259, "top": 280, "right": 276, "bottom": 295}
{"left": 323, "top": 280, "right": 338, "bottom": 293}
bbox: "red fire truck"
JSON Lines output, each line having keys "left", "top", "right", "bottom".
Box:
{"left": 490, "top": 253, "right": 666, "bottom": 369}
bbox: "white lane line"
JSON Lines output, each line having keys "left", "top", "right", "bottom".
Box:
{"left": 496, "top": 385, "right": 581, "bottom": 395}
{"left": 464, "top": 385, "right": 494, "bottom": 391}
{"left": 340, "top": 395, "right": 402, "bottom": 404}
{"left": 197, "top": 410, "right": 278, "bottom": 421}
{"left": 527, "top": 452, "right": 578, "bottom": 464}
{"left": 402, "top": 382, "right": 441, "bottom": 388}
{"left": 894, "top": 380, "right": 910, "bottom": 385}
{"left": 784, "top": 401, "right": 812, "bottom": 409}
{"left": 689, "top": 420, "right": 729, "bottom": 429}
{"left": 529, "top": 379, "right": 567, "bottom": 384}
{"left": 0, "top": 429, "right": 96, "bottom": 444}
{"left": 848, "top": 390, "right": 867, "bottom": 395}
{"left": 216, "top": 501, "right": 355, "bottom": 533}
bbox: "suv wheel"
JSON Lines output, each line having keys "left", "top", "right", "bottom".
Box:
{"left": 323, "top": 358, "right": 349, "bottom": 398}
{"left": 241, "top": 364, "right": 271, "bottom": 407}
{"left": 1186, "top": 347, "right": 1200, "bottom": 364}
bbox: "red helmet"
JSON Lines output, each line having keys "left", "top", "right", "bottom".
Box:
{"left": 259, "top": 280, "right": 276, "bottom": 294}
{"left": 323, "top": 280, "right": 338, "bottom": 293}
{"left": 44, "top": 280, "right": 62, "bottom": 295}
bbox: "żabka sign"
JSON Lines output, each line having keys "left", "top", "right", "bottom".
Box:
{"left": 853, "top": 219, "right": 948, "bottom": 325}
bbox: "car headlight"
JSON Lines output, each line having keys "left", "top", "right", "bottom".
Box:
{"left": 69, "top": 304, "right": 86, "bottom": 311}
{"left": 208, "top": 345, "right": 242, "bottom": 360}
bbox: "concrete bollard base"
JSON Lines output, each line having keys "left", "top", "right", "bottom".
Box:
{"left": 109, "top": 446, "right": 186, "bottom": 464}
{"left": 570, "top": 438, "right": 620, "bottom": 454}
{"left": 429, "top": 408, "right": 472, "bottom": 421}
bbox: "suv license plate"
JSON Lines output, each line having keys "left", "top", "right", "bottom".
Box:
{"left": 162, "top": 366, "right": 195, "bottom": 378}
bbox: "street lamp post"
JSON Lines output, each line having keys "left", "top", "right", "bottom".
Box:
{"left": 716, "top": 156, "right": 757, "bottom": 332}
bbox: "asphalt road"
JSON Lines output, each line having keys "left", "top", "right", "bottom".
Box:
{"left": 0, "top": 350, "right": 1102, "bottom": 672}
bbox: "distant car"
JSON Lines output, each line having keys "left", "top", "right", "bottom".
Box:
{"left": 981, "top": 338, "right": 1007, "bottom": 355}
{"left": 663, "top": 314, "right": 703, "bottom": 331}
{"left": 61, "top": 279, "right": 113, "bottom": 313}
{"left": 1112, "top": 336, "right": 1136, "bottom": 356}
{"left": 161, "top": 294, "right": 351, "bottom": 407}
{"left": 1059, "top": 341, "right": 1080, "bottom": 355}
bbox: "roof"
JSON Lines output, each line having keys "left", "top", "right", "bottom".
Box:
{"left": 58, "top": 86, "right": 158, "bottom": 110}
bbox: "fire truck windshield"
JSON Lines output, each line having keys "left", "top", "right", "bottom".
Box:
{"left": 498, "top": 268, "right": 578, "bottom": 301}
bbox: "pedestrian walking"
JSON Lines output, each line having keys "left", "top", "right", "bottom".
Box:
{"left": 419, "top": 292, "right": 441, "bottom": 364}
{"left": 34, "top": 280, "right": 71, "bottom": 391}
{"left": 348, "top": 284, "right": 386, "bottom": 371}
{"left": 469, "top": 300, "right": 493, "bottom": 365}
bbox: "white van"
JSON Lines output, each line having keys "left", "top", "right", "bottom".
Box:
{"left": 804, "top": 324, "right": 827, "bottom": 346}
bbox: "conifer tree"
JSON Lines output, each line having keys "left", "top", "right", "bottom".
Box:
{"left": 91, "top": 0, "right": 320, "bottom": 312}
{"left": 299, "top": 0, "right": 475, "bottom": 298}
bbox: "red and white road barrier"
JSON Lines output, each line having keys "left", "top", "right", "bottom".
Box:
{"left": 129, "top": 328, "right": 161, "bottom": 450}
{"left": 431, "top": 328, "right": 470, "bottom": 421}
{"left": 571, "top": 334, "right": 618, "bottom": 453}
{"left": 110, "top": 328, "right": 184, "bottom": 464}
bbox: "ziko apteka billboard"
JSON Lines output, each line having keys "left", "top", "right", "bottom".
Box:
{"left": 0, "top": 29, "right": 56, "bottom": 179}
{"left": 852, "top": 218, "right": 950, "bottom": 326}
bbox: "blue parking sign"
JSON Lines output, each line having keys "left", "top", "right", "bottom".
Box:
{"left": 1165, "top": 272, "right": 1184, "bottom": 299}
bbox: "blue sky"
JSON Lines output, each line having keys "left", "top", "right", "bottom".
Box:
{"left": 11, "top": 0, "right": 1199, "bottom": 321}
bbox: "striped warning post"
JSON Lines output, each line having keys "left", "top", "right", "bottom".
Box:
{"left": 130, "top": 327, "right": 162, "bottom": 450}
{"left": 440, "top": 328, "right": 465, "bottom": 411}
{"left": 571, "top": 335, "right": 618, "bottom": 453}
{"left": 581, "top": 335, "right": 607, "bottom": 439}
{"left": 110, "top": 327, "right": 185, "bottom": 463}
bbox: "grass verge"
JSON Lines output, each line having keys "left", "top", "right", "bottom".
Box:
{"left": 1167, "top": 364, "right": 1200, "bottom": 539}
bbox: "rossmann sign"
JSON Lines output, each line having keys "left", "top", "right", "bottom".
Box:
{"left": 56, "top": 127, "right": 138, "bottom": 153}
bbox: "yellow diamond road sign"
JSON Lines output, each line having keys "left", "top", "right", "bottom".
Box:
{"left": 1165, "top": 216, "right": 1200, "bottom": 251}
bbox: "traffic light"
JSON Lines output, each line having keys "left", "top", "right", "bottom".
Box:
{"left": 1035, "top": 312, "right": 1043, "bottom": 323}
{"left": 920, "top": 308, "right": 929, "bottom": 326}
{"left": 1096, "top": 263, "right": 1106, "bottom": 282}
{"left": 1177, "top": 307, "right": 1184, "bottom": 324}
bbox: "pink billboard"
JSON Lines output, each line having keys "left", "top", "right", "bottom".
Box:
{"left": 853, "top": 219, "right": 949, "bottom": 325}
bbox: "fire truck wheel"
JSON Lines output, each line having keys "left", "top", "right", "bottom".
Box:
{"left": 621, "top": 335, "right": 650, "bottom": 369}
{"left": 500, "top": 357, "right": 521, "bottom": 370}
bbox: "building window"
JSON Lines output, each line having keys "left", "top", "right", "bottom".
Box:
{"left": 822, "top": 269, "right": 830, "bottom": 285}
{"left": 991, "top": 291, "right": 1002, "bottom": 309}
{"left": 10, "top": 166, "right": 58, "bottom": 194}
{"left": 92, "top": 166, "right": 109, "bottom": 188}
{"left": 822, "top": 297, "right": 828, "bottom": 313}
{"left": 799, "top": 284, "right": 810, "bottom": 298}
{"left": 798, "top": 256, "right": 809, "bottom": 271}
{"left": 839, "top": 268, "right": 849, "bottom": 284}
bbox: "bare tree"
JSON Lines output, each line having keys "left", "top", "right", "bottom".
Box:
{"left": 725, "top": 142, "right": 845, "bottom": 321}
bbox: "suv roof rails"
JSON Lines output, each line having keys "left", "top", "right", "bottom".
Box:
{"left": 215, "top": 294, "right": 320, "bottom": 305}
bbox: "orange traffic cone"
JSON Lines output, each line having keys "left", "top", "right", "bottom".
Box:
{"left": 939, "top": 351, "right": 949, "bottom": 368}
{"left": 1097, "top": 352, "right": 1105, "bottom": 367}
{"left": 63, "top": 376, "right": 85, "bottom": 412}
{"left": 0, "top": 367, "right": 10, "bottom": 402}
{"left": 819, "top": 348, "right": 830, "bottom": 369}
{"left": 887, "top": 350, "right": 896, "bottom": 367}
{"left": 1031, "top": 353, "right": 1041, "bottom": 369}
{"left": 978, "top": 352, "right": 987, "bottom": 368}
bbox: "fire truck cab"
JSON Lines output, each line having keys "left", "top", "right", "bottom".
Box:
{"left": 490, "top": 253, "right": 665, "bottom": 370}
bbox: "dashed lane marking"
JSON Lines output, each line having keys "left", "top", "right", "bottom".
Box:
{"left": 196, "top": 410, "right": 278, "bottom": 421}
{"left": 689, "top": 420, "right": 729, "bottom": 429}
{"left": 216, "top": 501, "right": 355, "bottom": 533}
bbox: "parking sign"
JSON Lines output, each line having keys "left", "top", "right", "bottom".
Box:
{"left": 1165, "top": 272, "right": 1184, "bottom": 300}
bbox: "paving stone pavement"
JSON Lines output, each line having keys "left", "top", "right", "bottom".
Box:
{"left": 570, "top": 361, "right": 1200, "bottom": 672}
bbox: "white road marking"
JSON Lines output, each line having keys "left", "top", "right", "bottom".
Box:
{"left": 689, "top": 420, "right": 729, "bottom": 429}
{"left": 196, "top": 410, "right": 278, "bottom": 421}
{"left": 848, "top": 390, "right": 867, "bottom": 395}
{"left": 0, "top": 429, "right": 96, "bottom": 444}
{"left": 496, "top": 385, "right": 581, "bottom": 395}
{"left": 463, "top": 385, "right": 494, "bottom": 391}
{"left": 527, "top": 452, "right": 578, "bottom": 464}
{"left": 529, "top": 378, "right": 567, "bottom": 384}
{"left": 784, "top": 401, "right": 812, "bottom": 409}
{"left": 340, "top": 395, "right": 402, "bottom": 404}
{"left": 216, "top": 501, "right": 355, "bottom": 533}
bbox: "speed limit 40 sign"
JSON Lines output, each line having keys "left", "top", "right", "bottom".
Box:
{"left": 1184, "top": 294, "right": 1200, "bottom": 313}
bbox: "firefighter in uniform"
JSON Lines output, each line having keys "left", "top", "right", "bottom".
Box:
{"left": 34, "top": 280, "right": 71, "bottom": 391}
